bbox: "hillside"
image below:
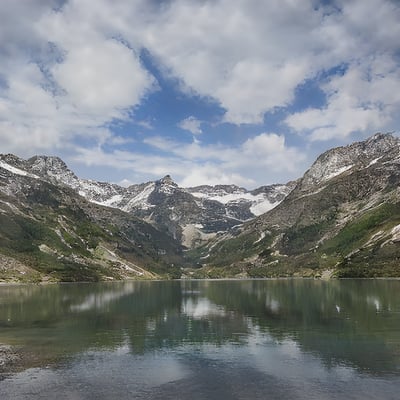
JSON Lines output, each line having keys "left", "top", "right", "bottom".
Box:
{"left": 0, "top": 164, "right": 184, "bottom": 282}
{"left": 188, "top": 133, "right": 400, "bottom": 278}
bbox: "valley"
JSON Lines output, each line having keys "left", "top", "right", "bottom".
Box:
{"left": 1, "top": 133, "right": 399, "bottom": 281}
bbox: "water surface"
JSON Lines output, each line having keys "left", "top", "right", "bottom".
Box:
{"left": 0, "top": 279, "right": 399, "bottom": 399}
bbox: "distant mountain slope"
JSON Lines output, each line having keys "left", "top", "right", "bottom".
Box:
{"left": 187, "top": 182, "right": 294, "bottom": 217}
{"left": 190, "top": 133, "right": 400, "bottom": 278}
{"left": 0, "top": 155, "right": 294, "bottom": 248}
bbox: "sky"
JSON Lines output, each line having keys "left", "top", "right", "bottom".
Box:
{"left": 0, "top": 0, "right": 399, "bottom": 189}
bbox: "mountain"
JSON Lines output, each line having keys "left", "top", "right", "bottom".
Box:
{"left": 0, "top": 154, "right": 294, "bottom": 248}
{"left": 0, "top": 159, "right": 185, "bottom": 283}
{"left": 1, "top": 132, "right": 399, "bottom": 282}
{"left": 0, "top": 152, "right": 294, "bottom": 282}
{"left": 190, "top": 133, "right": 400, "bottom": 278}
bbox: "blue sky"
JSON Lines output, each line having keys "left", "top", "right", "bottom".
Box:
{"left": 0, "top": 0, "right": 399, "bottom": 188}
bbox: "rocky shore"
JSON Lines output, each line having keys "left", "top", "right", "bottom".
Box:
{"left": 0, "top": 344, "right": 20, "bottom": 378}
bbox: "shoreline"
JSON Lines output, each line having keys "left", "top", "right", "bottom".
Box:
{"left": 1, "top": 276, "right": 400, "bottom": 286}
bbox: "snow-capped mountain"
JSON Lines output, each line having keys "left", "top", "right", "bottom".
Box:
{"left": 0, "top": 154, "right": 294, "bottom": 248}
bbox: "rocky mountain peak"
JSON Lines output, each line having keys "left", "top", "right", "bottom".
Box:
{"left": 299, "top": 132, "right": 399, "bottom": 191}
{"left": 0, "top": 154, "right": 25, "bottom": 167}
{"left": 364, "top": 132, "right": 398, "bottom": 147}
{"left": 158, "top": 175, "right": 175, "bottom": 185}
{"left": 154, "top": 175, "right": 178, "bottom": 194}
{"left": 26, "top": 155, "right": 79, "bottom": 188}
{"left": 28, "top": 155, "right": 70, "bottom": 172}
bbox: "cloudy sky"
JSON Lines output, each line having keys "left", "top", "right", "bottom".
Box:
{"left": 1, "top": 0, "right": 399, "bottom": 188}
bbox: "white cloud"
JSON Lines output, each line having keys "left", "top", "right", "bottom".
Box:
{"left": 126, "top": 0, "right": 323, "bottom": 124}
{"left": 40, "top": 1, "right": 157, "bottom": 118}
{"left": 240, "top": 133, "right": 304, "bottom": 173}
{"left": 51, "top": 39, "right": 154, "bottom": 114}
{"left": 177, "top": 133, "right": 306, "bottom": 187}
{"left": 143, "top": 136, "right": 236, "bottom": 163}
{"left": 218, "top": 60, "right": 308, "bottom": 124}
{"left": 284, "top": 0, "right": 400, "bottom": 141}
{"left": 0, "top": 0, "right": 399, "bottom": 185}
{"left": 286, "top": 56, "right": 400, "bottom": 141}
{"left": 179, "top": 166, "right": 254, "bottom": 188}
{"left": 0, "top": 0, "right": 155, "bottom": 155}
{"left": 118, "top": 178, "right": 135, "bottom": 187}
{"left": 134, "top": 132, "right": 305, "bottom": 186}
{"left": 72, "top": 146, "right": 196, "bottom": 181}
{"left": 123, "top": 0, "right": 400, "bottom": 129}
{"left": 0, "top": 63, "right": 66, "bottom": 153}
{"left": 106, "top": 135, "right": 135, "bottom": 146}
{"left": 178, "top": 116, "right": 202, "bottom": 135}
{"left": 0, "top": 56, "right": 128, "bottom": 155}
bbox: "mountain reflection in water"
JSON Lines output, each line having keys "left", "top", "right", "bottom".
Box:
{"left": 0, "top": 279, "right": 399, "bottom": 399}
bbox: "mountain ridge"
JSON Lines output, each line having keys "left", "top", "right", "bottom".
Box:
{"left": 1, "top": 132, "right": 399, "bottom": 281}
{"left": 0, "top": 153, "right": 294, "bottom": 248}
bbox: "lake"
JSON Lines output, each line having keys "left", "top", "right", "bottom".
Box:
{"left": 0, "top": 279, "right": 399, "bottom": 399}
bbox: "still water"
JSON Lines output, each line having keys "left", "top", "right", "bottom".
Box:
{"left": 0, "top": 279, "right": 399, "bottom": 399}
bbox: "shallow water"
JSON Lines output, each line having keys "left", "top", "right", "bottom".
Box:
{"left": 0, "top": 279, "right": 399, "bottom": 399}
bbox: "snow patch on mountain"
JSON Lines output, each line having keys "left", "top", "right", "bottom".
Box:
{"left": 181, "top": 224, "right": 216, "bottom": 248}
{"left": 367, "top": 157, "right": 382, "bottom": 167}
{"left": 93, "top": 194, "right": 124, "bottom": 208}
{"left": 28, "top": 156, "right": 79, "bottom": 187}
{"left": 122, "top": 182, "right": 155, "bottom": 212}
{"left": 323, "top": 164, "right": 353, "bottom": 181}
{"left": 189, "top": 183, "right": 293, "bottom": 217}
{"left": 0, "top": 160, "right": 39, "bottom": 179}
{"left": 250, "top": 199, "right": 276, "bottom": 216}
{"left": 190, "top": 191, "right": 257, "bottom": 204}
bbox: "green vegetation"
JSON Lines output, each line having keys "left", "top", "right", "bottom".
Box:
{"left": 203, "top": 231, "right": 274, "bottom": 267}
{"left": 186, "top": 200, "right": 400, "bottom": 279}
{"left": 281, "top": 221, "right": 331, "bottom": 255}
{"left": 321, "top": 203, "right": 400, "bottom": 256}
{"left": 0, "top": 211, "right": 113, "bottom": 281}
{"left": 0, "top": 181, "right": 186, "bottom": 282}
{"left": 318, "top": 202, "right": 400, "bottom": 277}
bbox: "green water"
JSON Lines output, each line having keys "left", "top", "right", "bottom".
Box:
{"left": 0, "top": 279, "right": 399, "bottom": 399}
